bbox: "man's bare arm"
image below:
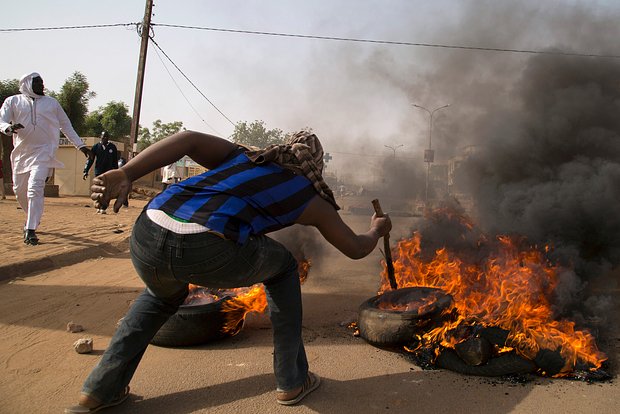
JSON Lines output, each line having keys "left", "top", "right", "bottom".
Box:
{"left": 91, "top": 130, "right": 237, "bottom": 212}
{"left": 122, "top": 130, "right": 237, "bottom": 181}
{"left": 296, "top": 196, "right": 392, "bottom": 259}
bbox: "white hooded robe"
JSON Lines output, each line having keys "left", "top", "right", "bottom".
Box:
{"left": 0, "top": 72, "right": 85, "bottom": 174}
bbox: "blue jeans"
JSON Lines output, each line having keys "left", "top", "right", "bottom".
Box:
{"left": 82, "top": 212, "right": 308, "bottom": 403}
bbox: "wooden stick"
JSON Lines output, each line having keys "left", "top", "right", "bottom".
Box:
{"left": 371, "top": 199, "right": 398, "bottom": 290}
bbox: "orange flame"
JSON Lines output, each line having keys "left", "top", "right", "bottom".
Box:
{"left": 299, "top": 258, "right": 311, "bottom": 284}
{"left": 221, "top": 285, "right": 269, "bottom": 333}
{"left": 216, "top": 258, "right": 312, "bottom": 333}
{"left": 380, "top": 210, "right": 606, "bottom": 376}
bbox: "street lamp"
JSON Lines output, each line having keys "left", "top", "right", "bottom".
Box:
{"left": 384, "top": 144, "right": 404, "bottom": 159}
{"left": 412, "top": 103, "right": 450, "bottom": 207}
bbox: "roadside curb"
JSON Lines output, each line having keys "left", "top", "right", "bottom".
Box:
{"left": 0, "top": 237, "right": 130, "bottom": 282}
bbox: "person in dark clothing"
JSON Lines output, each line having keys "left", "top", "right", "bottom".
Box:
{"left": 65, "top": 130, "right": 392, "bottom": 413}
{"left": 83, "top": 131, "right": 118, "bottom": 213}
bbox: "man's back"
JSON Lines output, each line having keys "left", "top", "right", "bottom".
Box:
{"left": 150, "top": 149, "right": 317, "bottom": 242}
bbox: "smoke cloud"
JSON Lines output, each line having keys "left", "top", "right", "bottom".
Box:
{"left": 410, "top": 3, "right": 620, "bottom": 342}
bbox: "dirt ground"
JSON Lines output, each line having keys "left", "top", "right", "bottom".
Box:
{"left": 0, "top": 195, "right": 619, "bottom": 414}
{"left": 0, "top": 195, "right": 147, "bottom": 280}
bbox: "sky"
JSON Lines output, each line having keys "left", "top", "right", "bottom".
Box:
{"left": 2, "top": 0, "right": 619, "bottom": 181}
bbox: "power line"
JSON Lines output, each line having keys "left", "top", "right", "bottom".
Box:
{"left": 148, "top": 36, "right": 236, "bottom": 127}
{"left": 0, "top": 23, "right": 138, "bottom": 32}
{"left": 151, "top": 42, "right": 223, "bottom": 135}
{"left": 152, "top": 23, "right": 620, "bottom": 60}
{"left": 3, "top": 22, "right": 619, "bottom": 59}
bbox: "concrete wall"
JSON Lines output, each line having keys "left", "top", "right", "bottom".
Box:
{"left": 56, "top": 144, "right": 92, "bottom": 196}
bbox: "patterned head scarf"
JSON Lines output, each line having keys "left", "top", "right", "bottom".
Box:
{"left": 245, "top": 131, "right": 340, "bottom": 210}
{"left": 286, "top": 130, "right": 325, "bottom": 172}
{"left": 19, "top": 72, "right": 41, "bottom": 99}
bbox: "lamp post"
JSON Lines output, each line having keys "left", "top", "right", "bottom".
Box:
{"left": 384, "top": 144, "right": 404, "bottom": 159}
{"left": 412, "top": 103, "right": 450, "bottom": 207}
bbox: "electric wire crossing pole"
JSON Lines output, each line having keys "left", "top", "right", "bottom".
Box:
{"left": 412, "top": 103, "right": 450, "bottom": 207}
{"left": 129, "top": 0, "right": 154, "bottom": 158}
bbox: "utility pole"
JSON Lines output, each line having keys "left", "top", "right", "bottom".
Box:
{"left": 129, "top": 0, "right": 154, "bottom": 158}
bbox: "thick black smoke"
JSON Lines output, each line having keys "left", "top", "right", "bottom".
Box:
{"left": 448, "top": 54, "right": 620, "bottom": 341}
{"left": 459, "top": 55, "right": 620, "bottom": 276}
{"left": 398, "top": 3, "right": 620, "bottom": 344}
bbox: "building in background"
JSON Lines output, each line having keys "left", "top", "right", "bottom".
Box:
{"left": 183, "top": 156, "right": 208, "bottom": 177}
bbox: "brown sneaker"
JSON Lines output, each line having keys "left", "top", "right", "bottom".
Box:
{"left": 276, "top": 372, "right": 321, "bottom": 406}
{"left": 64, "top": 386, "right": 130, "bottom": 413}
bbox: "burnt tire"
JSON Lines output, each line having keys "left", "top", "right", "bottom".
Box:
{"left": 436, "top": 349, "right": 537, "bottom": 376}
{"left": 151, "top": 296, "right": 244, "bottom": 347}
{"left": 358, "top": 287, "right": 453, "bottom": 349}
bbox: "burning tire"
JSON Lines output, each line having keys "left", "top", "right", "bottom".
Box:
{"left": 151, "top": 296, "right": 244, "bottom": 347}
{"left": 357, "top": 287, "right": 454, "bottom": 349}
{"left": 436, "top": 349, "right": 537, "bottom": 376}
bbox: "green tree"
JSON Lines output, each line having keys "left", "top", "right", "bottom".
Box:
{"left": 230, "top": 120, "right": 285, "bottom": 148}
{"left": 0, "top": 78, "right": 19, "bottom": 169}
{"left": 83, "top": 111, "right": 103, "bottom": 137}
{"left": 50, "top": 72, "right": 96, "bottom": 135}
{"left": 0, "top": 78, "right": 19, "bottom": 105}
{"left": 84, "top": 101, "right": 132, "bottom": 142}
{"left": 137, "top": 119, "right": 185, "bottom": 152}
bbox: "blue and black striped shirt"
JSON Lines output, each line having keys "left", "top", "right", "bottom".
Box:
{"left": 147, "top": 150, "right": 317, "bottom": 243}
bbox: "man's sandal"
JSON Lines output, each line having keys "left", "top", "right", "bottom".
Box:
{"left": 64, "top": 386, "right": 130, "bottom": 413}
{"left": 23, "top": 229, "right": 39, "bottom": 246}
{"left": 276, "top": 372, "right": 321, "bottom": 406}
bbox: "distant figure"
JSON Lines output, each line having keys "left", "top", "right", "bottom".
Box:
{"left": 161, "top": 161, "right": 180, "bottom": 190}
{"left": 83, "top": 131, "right": 118, "bottom": 214}
{"left": 0, "top": 159, "right": 5, "bottom": 199}
{"left": 0, "top": 72, "right": 90, "bottom": 245}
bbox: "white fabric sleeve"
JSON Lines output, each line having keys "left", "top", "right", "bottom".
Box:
{"left": 55, "top": 99, "right": 85, "bottom": 149}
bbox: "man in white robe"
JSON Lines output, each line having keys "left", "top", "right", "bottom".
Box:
{"left": 0, "top": 72, "right": 91, "bottom": 245}
{"left": 161, "top": 161, "right": 180, "bottom": 190}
